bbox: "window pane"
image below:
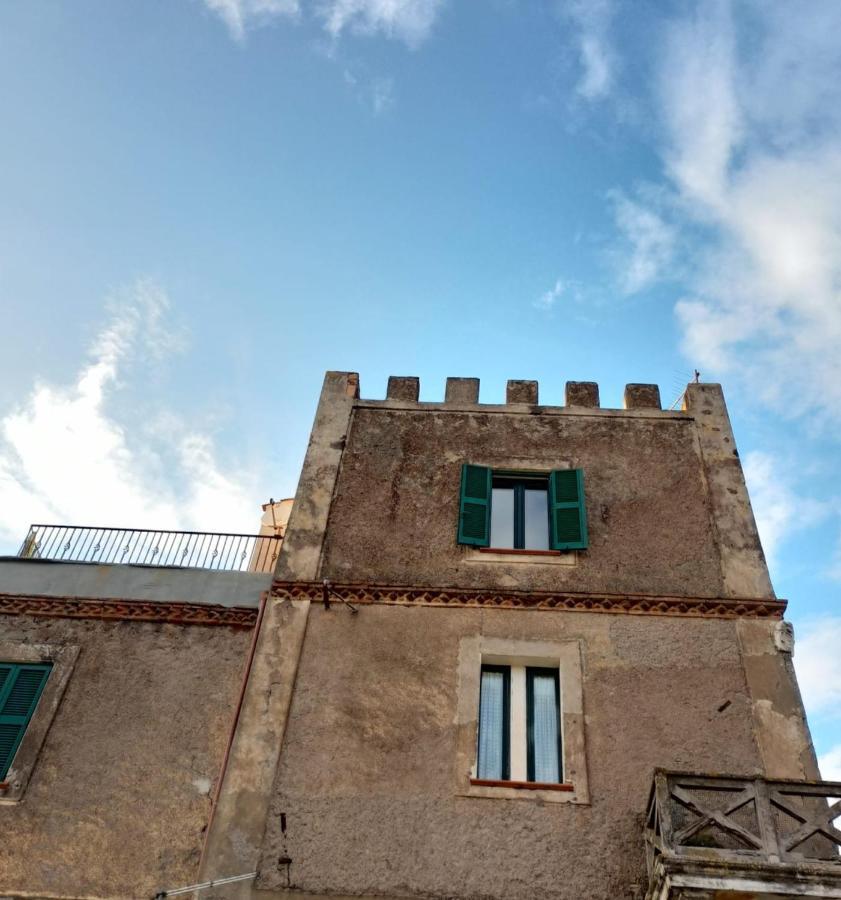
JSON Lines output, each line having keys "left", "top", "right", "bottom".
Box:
{"left": 477, "top": 669, "right": 506, "bottom": 779}
{"left": 524, "top": 489, "right": 549, "bottom": 550}
{"left": 490, "top": 487, "right": 514, "bottom": 548}
{"left": 531, "top": 673, "right": 560, "bottom": 783}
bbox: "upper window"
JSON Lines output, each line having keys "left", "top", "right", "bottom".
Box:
{"left": 457, "top": 464, "right": 588, "bottom": 551}
{"left": 0, "top": 662, "right": 52, "bottom": 781}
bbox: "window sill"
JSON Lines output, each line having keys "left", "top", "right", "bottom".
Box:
{"left": 461, "top": 775, "right": 585, "bottom": 804}
{"left": 478, "top": 547, "right": 561, "bottom": 556}
{"left": 463, "top": 548, "right": 576, "bottom": 567}
{"left": 470, "top": 778, "right": 574, "bottom": 792}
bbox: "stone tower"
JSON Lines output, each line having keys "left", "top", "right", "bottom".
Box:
{"left": 198, "top": 373, "right": 838, "bottom": 900}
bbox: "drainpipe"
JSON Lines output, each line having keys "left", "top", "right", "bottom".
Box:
{"left": 198, "top": 590, "right": 268, "bottom": 873}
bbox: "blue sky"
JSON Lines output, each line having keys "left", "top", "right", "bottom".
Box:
{"left": 0, "top": 0, "right": 839, "bottom": 770}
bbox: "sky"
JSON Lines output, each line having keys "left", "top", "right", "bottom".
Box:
{"left": 0, "top": 0, "right": 839, "bottom": 773}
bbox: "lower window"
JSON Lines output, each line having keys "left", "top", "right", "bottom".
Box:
{"left": 477, "top": 663, "right": 562, "bottom": 784}
{"left": 0, "top": 662, "right": 52, "bottom": 781}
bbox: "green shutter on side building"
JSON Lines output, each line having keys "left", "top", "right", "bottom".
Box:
{"left": 0, "top": 662, "right": 52, "bottom": 780}
{"left": 458, "top": 464, "right": 491, "bottom": 546}
{"left": 548, "top": 469, "right": 588, "bottom": 550}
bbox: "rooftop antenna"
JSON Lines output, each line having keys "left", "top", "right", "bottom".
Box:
{"left": 668, "top": 369, "right": 700, "bottom": 411}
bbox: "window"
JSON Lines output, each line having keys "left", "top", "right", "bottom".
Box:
{"left": 458, "top": 464, "right": 588, "bottom": 550}
{"left": 476, "top": 664, "right": 562, "bottom": 785}
{"left": 490, "top": 474, "right": 550, "bottom": 550}
{"left": 456, "top": 637, "right": 588, "bottom": 804}
{"left": 0, "top": 662, "right": 52, "bottom": 781}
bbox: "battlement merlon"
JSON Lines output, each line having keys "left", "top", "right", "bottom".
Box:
{"left": 367, "top": 374, "right": 665, "bottom": 412}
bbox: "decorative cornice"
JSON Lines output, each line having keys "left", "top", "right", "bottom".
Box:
{"left": 271, "top": 581, "right": 786, "bottom": 620}
{"left": 0, "top": 593, "right": 258, "bottom": 628}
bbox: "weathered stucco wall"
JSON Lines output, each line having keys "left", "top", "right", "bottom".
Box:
{"left": 257, "top": 604, "right": 763, "bottom": 900}
{"left": 322, "top": 405, "right": 727, "bottom": 598}
{"left": 0, "top": 613, "right": 250, "bottom": 900}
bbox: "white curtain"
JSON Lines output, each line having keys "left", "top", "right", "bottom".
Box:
{"left": 531, "top": 674, "right": 560, "bottom": 783}
{"left": 478, "top": 669, "right": 504, "bottom": 779}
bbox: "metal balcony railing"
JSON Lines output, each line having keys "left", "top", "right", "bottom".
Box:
{"left": 17, "top": 524, "right": 282, "bottom": 573}
{"left": 645, "top": 771, "right": 841, "bottom": 884}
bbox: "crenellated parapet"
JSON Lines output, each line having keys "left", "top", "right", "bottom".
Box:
{"left": 379, "top": 374, "right": 664, "bottom": 411}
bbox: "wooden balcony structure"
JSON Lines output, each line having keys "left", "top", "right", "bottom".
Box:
{"left": 645, "top": 771, "right": 841, "bottom": 899}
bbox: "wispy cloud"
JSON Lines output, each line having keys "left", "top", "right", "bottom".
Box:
{"left": 795, "top": 617, "right": 841, "bottom": 721}
{"left": 0, "top": 281, "right": 262, "bottom": 550}
{"left": 556, "top": 0, "right": 615, "bottom": 101}
{"left": 534, "top": 278, "right": 565, "bottom": 311}
{"left": 818, "top": 744, "right": 841, "bottom": 782}
{"left": 320, "top": 0, "right": 444, "bottom": 47}
{"left": 609, "top": 190, "right": 676, "bottom": 294}
{"left": 741, "top": 451, "right": 830, "bottom": 569}
{"left": 203, "top": 0, "right": 300, "bottom": 42}
{"left": 650, "top": 1, "right": 841, "bottom": 423}
{"left": 371, "top": 76, "right": 394, "bottom": 114}
{"left": 343, "top": 67, "right": 395, "bottom": 115}
{"left": 202, "top": 0, "right": 444, "bottom": 45}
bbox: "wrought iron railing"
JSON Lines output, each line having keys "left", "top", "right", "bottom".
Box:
{"left": 17, "top": 524, "right": 281, "bottom": 573}
{"left": 645, "top": 771, "right": 841, "bottom": 879}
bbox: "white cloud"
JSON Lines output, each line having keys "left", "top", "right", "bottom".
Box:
{"left": 557, "top": 0, "right": 615, "bottom": 101}
{"left": 203, "top": 0, "right": 300, "bottom": 42}
{"left": 741, "top": 451, "right": 830, "bottom": 569}
{"left": 651, "top": 1, "right": 841, "bottom": 424}
{"left": 371, "top": 76, "right": 395, "bottom": 114}
{"left": 534, "top": 279, "right": 565, "bottom": 311}
{"left": 0, "top": 281, "right": 262, "bottom": 551}
{"left": 202, "top": 0, "right": 444, "bottom": 45}
{"left": 819, "top": 744, "right": 841, "bottom": 783}
{"left": 659, "top": 0, "right": 741, "bottom": 213}
{"left": 610, "top": 190, "right": 676, "bottom": 293}
{"left": 795, "top": 617, "right": 841, "bottom": 720}
{"left": 320, "top": 0, "right": 444, "bottom": 46}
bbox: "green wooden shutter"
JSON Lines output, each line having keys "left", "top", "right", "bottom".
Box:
{"left": 0, "top": 662, "right": 52, "bottom": 780}
{"left": 458, "top": 464, "right": 491, "bottom": 546}
{"left": 548, "top": 469, "right": 588, "bottom": 550}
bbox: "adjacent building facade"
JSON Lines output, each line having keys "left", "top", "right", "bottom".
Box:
{"left": 1, "top": 372, "right": 839, "bottom": 900}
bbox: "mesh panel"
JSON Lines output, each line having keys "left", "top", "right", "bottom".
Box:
{"left": 775, "top": 796, "right": 841, "bottom": 860}
{"left": 672, "top": 787, "right": 760, "bottom": 852}
{"left": 685, "top": 823, "right": 754, "bottom": 851}
{"left": 554, "top": 508, "right": 581, "bottom": 543}
{"left": 729, "top": 798, "right": 761, "bottom": 837}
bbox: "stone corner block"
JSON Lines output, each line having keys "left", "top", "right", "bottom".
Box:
{"left": 386, "top": 376, "right": 420, "bottom": 402}
{"left": 324, "top": 371, "right": 360, "bottom": 399}
{"left": 565, "top": 381, "right": 600, "bottom": 408}
{"left": 623, "top": 383, "right": 661, "bottom": 410}
{"left": 506, "top": 380, "right": 538, "bottom": 404}
{"left": 445, "top": 377, "right": 480, "bottom": 404}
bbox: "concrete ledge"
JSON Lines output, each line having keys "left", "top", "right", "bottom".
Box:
{"left": 647, "top": 855, "right": 841, "bottom": 899}
{"left": 0, "top": 558, "right": 269, "bottom": 608}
